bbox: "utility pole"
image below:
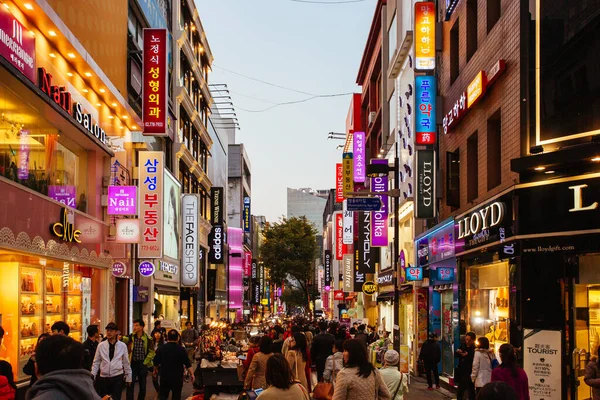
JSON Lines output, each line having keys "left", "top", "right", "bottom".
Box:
{"left": 393, "top": 142, "right": 400, "bottom": 354}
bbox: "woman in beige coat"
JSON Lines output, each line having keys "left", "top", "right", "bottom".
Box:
{"left": 257, "top": 354, "right": 310, "bottom": 400}
{"left": 285, "top": 333, "right": 309, "bottom": 390}
{"left": 244, "top": 336, "right": 273, "bottom": 390}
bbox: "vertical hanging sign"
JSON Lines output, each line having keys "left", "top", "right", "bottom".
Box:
{"left": 343, "top": 200, "right": 353, "bottom": 245}
{"left": 415, "top": 150, "right": 436, "bottom": 219}
{"left": 243, "top": 197, "right": 251, "bottom": 233}
{"left": 142, "top": 28, "right": 168, "bottom": 136}
{"left": 324, "top": 250, "right": 332, "bottom": 289}
{"left": 335, "top": 212, "right": 344, "bottom": 260}
{"left": 371, "top": 160, "right": 389, "bottom": 247}
{"left": 343, "top": 254, "right": 353, "bottom": 292}
{"left": 415, "top": 2, "right": 435, "bottom": 71}
{"left": 181, "top": 194, "right": 198, "bottom": 287}
{"left": 211, "top": 187, "right": 224, "bottom": 226}
{"left": 342, "top": 153, "right": 354, "bottom": 197}
{"left": 138, "top": 151, "right": 164, "bottom": 258}
{"left": 336, "top": 163, "right": 344, "bottom": 202}
{"left": 353, "top": 132, "right": 366, "bottom": 183}
{"left": 415, "top": 76, "right": 437, "bottom": 145}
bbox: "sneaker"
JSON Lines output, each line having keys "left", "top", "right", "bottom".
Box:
{"left": 436, "top": 385, "right": 441, "bottom": 389}
{"left": 427, "top": 387, "right": 433, "bottom": 391}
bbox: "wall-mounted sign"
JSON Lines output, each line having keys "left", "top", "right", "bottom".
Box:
{"left": 415, "top": 150, "right": 436, "bottom": 219}
{"left": 18, "top": 129, "right": 29, "bottom": 179}
{"left": 133, "top": 286, "right": 149, "bottom": 302}
{"left": 415, "top": 76, "right": 436, "bottom": 145}
{"left": 342, "top": 153, "right": 354, "bottom": 197}
{"left": 353, "top": 132, "right": 366, "bottom": 183}
{"left": 399, "top": 250, "right": 406, "bottom": 269}
{"left": 181, "top": 194, "right": 198, "bottom": 287}
{"left": 343, "top": 254, "right": 353, "bottom": 292}
{"left": 371, "top": 159, "right": 389, "bottom": 247}
{"left": 107, "top": 186, "right": 137, "bottom": 215}
{"left": 362, "top": 281, "right": 377, "bottom": 295}
{"left": 336, "top": 163, "right": 344, "bottom": 202}
{"left": 115, "top": 219, "right": 140, "bottom": 243}
{"left": 405, "top": 267, "right": 423, "bottom": 281}
{"left": 138, "top": 151, "right": 164, "bottom": 258}
{"left": 48, "top": 186, "right": 77, "bottom": 208}
{"left": 377, "top": 270, "right": 394, "bottom": 286}
{"left": 211, "top": 187, "right": 224, "bottom": 226}
{"left": 78, "top": 219, "right": 102, "bottom": 243}
{"left": 159, "top": 260, "right": 178, "bottom": 275}
{"left": 142, "top": 28, "right": 168, "bottom": 136}
{"left": 457, "top": 202, "right": 505, "bottom": 240}
{"left": 416, "top": 219, "right": 455, "bottom": 267}
{"left": 0, "top": 8, "right": 35, "bottom": 81}
{"left": 467, "top": 71, "right": 486, "bottom": 108}
{"left": 436, "top": 266, "right": 455, "bottom": 282}
{"left": 243, "top": 197, "right": 251, "bottom": 233}
{"left": 324, "top": 250, "right": 332, "bottom": 287}
{"left": 206, "top": 269, "right": 216, "bottom": 301}
{"left": 334, "top": 290, "right": 345, "bottom": 300}
{"left": 112, "top": 262, "right": 127, "bottom": 277}
{"left": 523, "top": 329, "right": 561, "bottom": 400}
{"left": 138, "top": 261, "right": 155, "bottom": 277}
{"left": 163, "top": 169, "right": 180, "bottom": 260}
{"left": 244, "top": 251, "right": 252, "bottom": 277}
{"left": 415, "top": 2, "right": 435, "bottom": 71}
{"left": 342, "top": 202, "right": 353, "bottom": 244}
{"left": 51, "top": 208, "right": 81, "bottom": 243}
{"left": 335, "top": 213, "right": 344, "bottom": 260}
{"left": 208, "top": 225, "right": 224, "bottom": 264}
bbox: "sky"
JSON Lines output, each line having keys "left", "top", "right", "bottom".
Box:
{"left": 198, "top": 0, "right": 376, "bottom": 223}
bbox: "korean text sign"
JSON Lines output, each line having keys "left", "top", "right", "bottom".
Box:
{"left": 415, "top": 2, "right": 435, "bottom": 71}
{"left": 138, "top": 151, "right": 164, "bottom": 258}
{"left": 0, "top": 8, "right": 35, "bottom": 82}
{"left": 243, "top": 197, "right": 251, "bottom": 233}
{"left": 335, "top": 163, "right": 344, "bottom": 203}
{"left": 342, "top": 153, "right": 354, "bottom": 197}
{"left": 143, "top": 28, "right": 168, "bottom": 136}
{"left": 415, "top": 76, "right": 437, "bottom": 145}
{"left": 353, "top": 132, "right": 366, "bottom": 183}
{"left": 371, "top": 159, "right": 388, "bottom": 247}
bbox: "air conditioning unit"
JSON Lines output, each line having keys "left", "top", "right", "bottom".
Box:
{"left": 368, "top": 111, "right": 376, "bottom": 127}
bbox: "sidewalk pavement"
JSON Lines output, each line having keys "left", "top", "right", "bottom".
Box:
{"left": 405, "top": 376, "right": 454, "bottom": 399}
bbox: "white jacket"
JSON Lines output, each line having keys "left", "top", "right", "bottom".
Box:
{"left": 471, "top": 349, "right": 496, "bottom": 388}
{"left": 91, "top": 340, "right": 132, "bottom": 383}
{"left": 323, "top": 352, "right": 343, "bottom": 382}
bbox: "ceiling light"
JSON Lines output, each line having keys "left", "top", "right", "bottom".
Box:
{"left": 49, "top": 53, "right": 56, "bottom": 58}
{"left": 96, "top": 103, "right": 101, "bottom": 107}
{"left": 3, "top": 4, "right": 9, "bottom": 9}
{"left": 533, "top": 166, "right": 545, "bottom": 171}
{"left": 23, "top": 3, "right": 34, "bottom": 10}
{"left": 66, "top": 72, "right": 73, "bottom": 77}
{"left": 67, "top": 53, "right": 76, "bottom": 59}
{"left": 111, "top": 102, "right": 117, "bottom": 107}
{"left": 120, "top": 126, "right": 124, "bottom": 130}
{"left": 133, "top": 126, "right": 138, "bottom": 130}
{"left": 99, "top": 88, "right": 106, "bottom": 93}
{"left": 84, "top": 72, "right": 92, "bottom": 77}
{"left": 545, "top": 170, "right": 555, "bottom": 174}
{"left": 82, "top": 89, "right": 89, "bottom": 93}
{"left": 592, "top": 157, "right": 600, "bottom": 162}
{"left": 122, "top": 116, "right": 128, "bottom": 119}
{"left": 108, "top": 115, "right": 114, "bottom": 119}
{"left": 29, "top": 31, "right": 34, "bottom": 37}
{"left": 48, "top": 30, "right": 57, "bottom": 37}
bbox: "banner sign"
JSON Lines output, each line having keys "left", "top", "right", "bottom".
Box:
{"left": 334, "top": 290, "right": 345, "bottom": 300}
{"left": 415, "top": 2, "right": 435, "bottom": 71}
{"left": 243, "top": 197, "right": 251, "bottom": 233}
{"left": 342, "top": 201, "right": 353, "bottom": 245}
{"left": 523, "top": 329, "right": 561, "bottom": 400}
{"left": 324, "top": 250, "right": 332, "bottom": 289}
{"left": 371, "top": 159, "right": 389, "bottom": 247}
{"left": 108, "top": 186, "right": 137, "bottom": 215}
{"left": 181, "top": 194, "right": 198, "bottom": 286}
{"left": 244, "top": 251, "right": 252, "bottom": 277}
{"left": 48, "top": 185, "right": 77, "bottom": 208}
{"left": 0, "top": 8, "right": 35, "bottom": 82}
{"left": 18, "top": 129, "right": 29, "bottom": 179}
{"left": 415, "top": 150, "right": 436, "bottom": 219}
{"left": 142, "top": 28, "right": 168, "bottom": 135}
{"left": 115, "top": 219, "right": 140, "bottom": 243}
{"left": 138, "top": 151, "right": 164, "bottom": 258}
{"left": 335, "top": 212, "right": 344, "bottom": 260}
{"left": 336, "top": 163, "right": 344, "bottom": 202}
{"left": 342, "top": 153, "right": 354, "bottom": 197}
{"left": 208, "top": 225, "right": 224, "bottom": 264}
{"left": 343, "top": 254, "right": 353, "bottom": 292}
{"left": 415, "top": 76, "right": 437, "bottom": 145}
{"left": 211, "top": 187, "right": 224, "bottom": 226}
{"left": 353, "top": 132, "right": 366, "bottom": 183}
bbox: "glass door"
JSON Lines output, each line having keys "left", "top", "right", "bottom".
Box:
{"left": 441, "top": 289, "right": 454, "bottom": 376}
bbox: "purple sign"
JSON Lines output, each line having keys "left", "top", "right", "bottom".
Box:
{"left": 371, "top": 159, "right": 389, "bottom": 247}
{"left": 18, "top": 129, "right": 29, "bottom": 179}
{"left": 107, "top": 186, "right": 137, "bottom": 215}
{"left": 112, "top": 262, "right": 126, "bottom": 277}
{"left": 48, "top": 185, "right": 77, "bottom": 208}
{"left": 399, "top": 250, "right": 406, "bottom": 269}
{"left": 138, "top": 261, "right": 155, "bottom": 277}
{"left": 353, "top": 131, "right": 365, "bottom": 182}
{"left": 0, "top": 8, "right": 36, "bottom": 82}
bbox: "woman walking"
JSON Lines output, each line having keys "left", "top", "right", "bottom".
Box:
{"left": 244, "top": 336, "right": 274, "bottom": 391}
{"left": 491, "top": 344, "right": 529, "bottom": 400}
{"left": 471, "top": 337, "right": 496, "bottom": 394}
{"left": 286, "top": 333, "right": 309, "bottom": 390}
{"left": 585, "top": 346, "right": 600, "bottom": 400}
{"left": 256, "top": 354, "right": 310, "bottom": 400}
{"left": 332, "top": 339, "right": 391, "bottom": 400}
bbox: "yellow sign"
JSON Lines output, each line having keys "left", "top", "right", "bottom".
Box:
{"left": 261, "top": 299, "right": 268, "bottom": 305}
{"left": 362, "top": 281, "right": 377, "bottom": 295}
{"left": 342, "top": 153, "right": 354, "bottom": 197}
{"left": 414, "top": 2, "right": 435, "bottom": 70}
{"left": 52, "top": 208, "right": 82, "bottom": 243}
{"left": 467, "top": 71, "right": 486, "bottom": 108}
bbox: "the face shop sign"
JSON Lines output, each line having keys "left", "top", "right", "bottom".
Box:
{"left": 457, "top": 202, "right": 505, "bottom": 241}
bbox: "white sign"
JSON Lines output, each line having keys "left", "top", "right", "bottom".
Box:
{"left": 457, "top": 201, "right": 506, "bottom": 240}
{"left": 115, "top": 219, "right": 140, "bottom": 243}
{"left": 343, "top": 254, "right": 353, "bottom": 292}
{"left": 523, "top": 329, "right": 561, "bottom": 400}
{"left": 181, "top": 194, "right": 198, "bottom": 286}
{"left": 342, "top": 200, "right": 353, "bottom": 245}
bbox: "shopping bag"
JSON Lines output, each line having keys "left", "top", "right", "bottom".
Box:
{"left": 312, "top": 381, "right": 334, "bottom": 400}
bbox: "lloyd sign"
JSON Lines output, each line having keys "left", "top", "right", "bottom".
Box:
{"left": 415, "top": 150, "right": 436, "bottom": 219}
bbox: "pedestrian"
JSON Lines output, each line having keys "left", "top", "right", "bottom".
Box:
{"left": 586, "top": 346, "right": 600, "bottom": 400}
{"left": 153, "top": 329, "right": 194, "bottom": 400}
{"left": 476, "top": 381, "right": 518, "bottom": 400}
{"left": 271, "top": 326, "right": 284, "bottom": 354}
{"left": 244, "top": 336, "right": 274, "bottom": 390}
{"left": 27, "top": 334, "right": 105, "bottom": 400}
{"left": 0, "top": 361, "right": 15, "bottom": 400}
{"left": 354, "top": 325, "right": 369, "bottom": 348}
{"left": 286, "top": 333, "right": 308, "bottom": 390}
{"left": 122, "top": 319, "right": 155, "bottom": 400}
{"left": 256, "top": 354, "right": 310, "bottom": 400}
{"left": 323, "top": 339, "right": 344, "bottom": 383}
{"left": 282, "top": 326, "right": 302, "bottom": 356}
{"left": 151, "top": 320, "right": 166, "bottom": 338}
{"left": 472, "top": 337, "right": 497, "bottom": 394}
{"left": 336, "top": 327, "right": 351, "bottom": 341}
{"left": 332, "top": 338, "right": 391, "bottom": 400}
{"left": 367, "top": 326, "right": 380, "bottom": 345}
{"left": 311, "top": 320, "right": 335, "bottom": 381}
{"left": 91, "top": 322, "right": 132, "bottom": 400}
{"left": 419, "top": 332, "right": 441, "bottom": 390}
{"left": 50, "top": 321, "right": 70, "bottom": 336}
{"left": 349, "top": 323, "right": 358, "bottom": 336}
{"left": 83, "top": 325, "right": 100, "bottom": 371}
{"left": 491, "top": 344, "right": 529, "bottom": 400}
{"left": 181, "top": 321, "right": 199, "bottom": 364}
{"left": 151, "top": 328, "right": 166, "bottom": 394}
{"left": 243, "top": 336, "right": 261, "bottom": 379}
{"left": 379, "top": 350, "right": 409, "bottom": 400}
{"left": 456, "top": 332, "right": 477, "bottom": 400}
{"left": 22, "top": 333, "right": 50, "bottom": 389}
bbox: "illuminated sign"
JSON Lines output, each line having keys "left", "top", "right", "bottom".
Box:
{"left": 112, "top": 262, "right": 127, "bottom": 277}
{"left": 324, "top": 250, "right": 332, "bottom": 287}
{"left": 115, "top": 219, "right": 140, "bottom": 243}
{"left": 405, "top": 267, "right": 423, "bottom": 281}
{"left": 211, "top": 187, "right": 224, "bottom": 225}
{"left": 335, "top": 213, "right": 344, "bottom": 260}
{"left": 415, "top": 2, "right": 435, "bottom": 71}
{"left": 342, "top": 153, "right": 354, "bottom": 196}
{"left": 362, "top": 281, "right": 377, "bottom": 295}
{"left": 138, "top": 151, "right": 164, "bottom": 258}
{"left": 142, "top": 28, "right": 168, "bottom": 136}
{"left": 336, "top": 163, "right": 344, "bottom": 202}
{"left": 457, "top": 201, "right": 506, "bottom": 240}
{"left": 436, "top": 267, "right": 455, "bottom": 281}
{"left": 181, "top": 194, "right": 198, "bottom": 287}
{"left": 0, "top": 8, "right": 35, "bottom": 81}
{"left": 353, "top": 132, "right": 366, "bottom": 182}
{"left": 467, "top": 71, "right": 486, "bottom": 108}
{"left": 107, "top": 186, "right": 137, "bottom": 215}
{"left": 371, "top": 160, "right": 388, "bottom": 247}
{"left": 415, "top": 76, "right": 437, "bottom": 145}
{"left": 243, "top": 197, "right": 251, "bottom": 233}
{"left": 445, "top": 0, "right": 460, "bottom": 21}
{"left": 138, "top": 261, "right": 155, "bottom": 277}
{"left": 51, "top": 208, "right": 81, "bottom": 243}
{"left": 415, "top": 150, "right": 436, "bottom": 219}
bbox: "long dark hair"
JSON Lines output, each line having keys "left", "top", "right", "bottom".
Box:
{"left": 259, "top": 336, "right": 273, "bottom": 354}
{"left": 0, "top": 360, "right": 16, "bottom": 390}
{"left": 266, "top": 354, "right": 294, "bottom": 389}
{"left": 475, "top": 381, "right": 518, "bottom": 400}
{"left": 498, "top": 343, "right": 519, "bottom": 378}
{"left": 477, "top": 337, "right": 490, "bottom": 349}
{"left": 291, "top": 333, "right": 308, "bottom": 362}
{"left": 343, "top": 339, "right": 375, "bottom": 379}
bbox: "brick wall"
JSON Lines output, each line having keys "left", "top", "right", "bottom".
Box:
{"left": 438, "top": 0, "right": 522, "bottom": 220}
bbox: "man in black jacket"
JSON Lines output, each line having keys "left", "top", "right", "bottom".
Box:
{"left": 419, "top": 332, "right": 442, "bottom": 390}
{"left": 311, "top": 321, "right": 335, "bottom": 381}
{"left": 153, "top": 329, "right": 194, "bottom": 400}
{"left": 83, "top": 325, "right": 100, "bottom": 371}
{"left": 455, "top": 331, "right": 476, "bottom": 400}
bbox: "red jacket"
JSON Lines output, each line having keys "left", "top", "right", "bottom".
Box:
{"left": 0, "top": 376, "right": 15, "bottom": 400}
{"left": 491, "top": 366, "right": 530, "bottom": 400}
{"left": 244, "top": 345, "right": 259, "bottom": 369}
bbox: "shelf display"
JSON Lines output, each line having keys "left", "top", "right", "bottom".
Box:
{"left": 18, "top": 266, "right": 42, "bottom": 380}
{"left": 44, "top": 269, "right": 64, "bottom": 334}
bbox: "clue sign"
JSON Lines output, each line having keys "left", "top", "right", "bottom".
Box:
{"left": 142, "top": 28, "right": 168, "bottom": 136}
{"left": 415, "top": 76, "right": 436, "bottom": 145}
{"left": 415, "top": 150, "right": 436, "bottom": 219}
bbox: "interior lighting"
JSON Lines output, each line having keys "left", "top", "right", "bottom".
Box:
{"left": 133, "top": 126, "right": 138, "bottom": 130}
{"left": 592, "top": 157, "right": 600, "bottom": 162}
{"left": 96, "top": 103, "right": 101, "bottom": 107}
{"left": 3, "top": 4, "right": 9, "bottom": 9}
{"left": 108, "top": 115, "right": 114, "bottom": 119}
{"left": 99, "top": 88, "right": 106, "bottom": 93}
{"left": 49, "top": 53, "right": 56, "bottom": 58}
{"left": 84, "top": 72, "right": 92, "bottom": 77}
{"left": 122, "top": 116, "right": 128, "bottom": 119}
{"left": 111, "top": 102, "right": 117, "bottom": 107}
{"left": 533, "top": 166, "right": 545, "bottom": 171}
{"left": 48, "top": 30, "right": 57, "bottom": 37}
{"left": 545, "top": 170, "right": 555, "bottom": 174}
{"left": 82, "top": 89, "right": 88, "bottom": 93}
{"left": 23, "top": 3, "right": 34, "bottom": 10}
{"left": 67, "top": 53, "right": 76, "bottom": 59}
{"left": 66, "top": 72, "right": 73, "bottom": 77}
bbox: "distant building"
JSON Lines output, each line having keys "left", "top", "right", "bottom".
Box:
{"left": 287, "top": 188, "right": 328, "bottom": 231}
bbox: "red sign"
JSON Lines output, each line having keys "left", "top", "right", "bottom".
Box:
{"left": 414, "top": 2, "right": 435, "bottom": 71}
{"left": 334, "top": 290, "right": 344, "bottom": 301}
{"left": 335, "top": 163, "right": 344, "bottom": 202}
{"left": 244, "top": 251, "right": 252, "bottom": 276}
{"left": 143, "top": 29, "right": 168, "bottom": 136}
{"left": 336, "top": 213, "right": 344, "bottom": 260}
{"left": 0, "top": 8, "right": 35, "bottom": 82}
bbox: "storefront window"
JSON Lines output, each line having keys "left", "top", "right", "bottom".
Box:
{"left": 465, "top": 261, "right": 509, "bottom": 356}
{"left": 153, "top": 292, "right": 180, "bottom": 329}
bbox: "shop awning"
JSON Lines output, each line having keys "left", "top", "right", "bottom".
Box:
{"left": 154, "top": 285, "right": 181, "bottom": 296}
{"left": 376, "top": 292, "right": 395, "bottom": 302}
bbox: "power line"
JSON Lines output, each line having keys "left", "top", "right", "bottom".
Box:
{"left": 235, "top": 93, "right": 351, "bottom": 113}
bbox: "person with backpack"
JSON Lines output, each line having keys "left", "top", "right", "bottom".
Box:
{"left": 471, "top": 337, "right": 497, "bottom": 394}
{"left": 121, "top": 319, "right": 155, "bottom": 400}
{"left": 379, "top": 350, "right": 409, "bottom": 400}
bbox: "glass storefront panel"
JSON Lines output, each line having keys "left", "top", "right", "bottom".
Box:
{"left": 154, "top": 291, "right": 180, "bottom": 329}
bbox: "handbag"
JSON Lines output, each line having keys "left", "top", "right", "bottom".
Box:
{"left": 313, "top": 354, "right": 337, "bottom": 400}
{"left": 488, "top": 352, "right": 500, "bottom": 369}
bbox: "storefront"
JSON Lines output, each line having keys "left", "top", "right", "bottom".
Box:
{"left": 376, "top": 270, "right": 394, "bottom": 334}
{"left": 152, "top": 259, "right": 181, "bottom": 330}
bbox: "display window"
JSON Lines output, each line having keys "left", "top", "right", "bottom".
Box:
{"left": 0, "top": 252, "right": 106, "bottom": 381}
{"left": 154, "top": 291, "right": 180, "bottom": 329}
{"left": 465, "top": 261, "right": 510, "bottom": 356}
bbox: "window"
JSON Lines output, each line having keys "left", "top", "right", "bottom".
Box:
{"left": 487, "top": 110, "right": 502, "bottom": 190}
{"left": 388, "top": 13, "right": 397, "bottom": 62}
{"left": 467, "top": 0, "right": 478, "bottom": 61}
{"left": 467, "top": 132, "right": 478, "bottom": 202}
{"left": 450, "top": 19, "right": 460, "bottom": 83}
{"left": 446, "top": 150, "right": 460, "bottom": 208}
{"left": 487, "top": 0, "right": 501, "bottom": 33}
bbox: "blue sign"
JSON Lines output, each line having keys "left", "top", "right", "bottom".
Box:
{"left": 346, "top": 197, "right": 382, "bottom": 212}
{"left": 243, "top": 197, "right": 251, "bottom": 233}
{"left": 405, "top": 267, "right": 423, "bottom": 281}
{"left": 415, "top": 76, "right": 436, "bottom": 145}
{"left": 436, "top": 266, "right": 455, "bottom": 282}
{"left": 138, "top": 261, "right": 155, "bottom": 277}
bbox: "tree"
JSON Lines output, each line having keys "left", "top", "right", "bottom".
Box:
{"left": 260, "top": 216, "right": 318, "bottom": 311}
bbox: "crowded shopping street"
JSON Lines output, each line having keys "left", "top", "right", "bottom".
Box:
{"left": 0, "top": 0, "right": 598, "bottom": 399}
